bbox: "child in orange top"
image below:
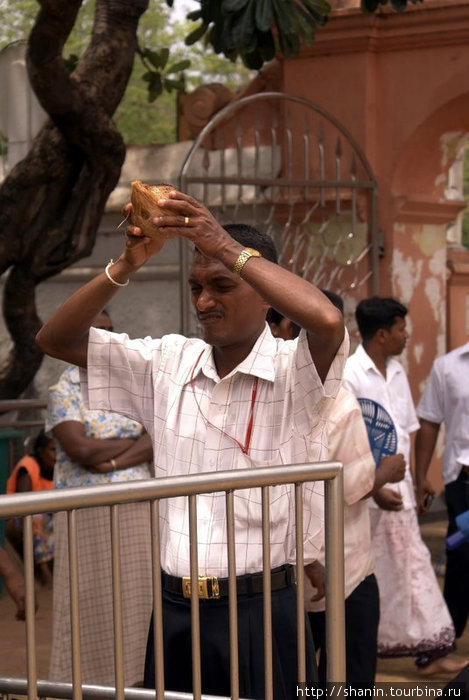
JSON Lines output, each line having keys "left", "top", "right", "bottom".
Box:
{"left": 7, "top": 430, "right": 55, "bottom": 586}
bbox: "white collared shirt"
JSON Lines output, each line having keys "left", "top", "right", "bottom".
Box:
{"left": 81, "top": 324, "right": 349, "bottom": 577}
{"left": 417, "top": 342, "right": 469, "bottom": 484}
{"left": 305, "top": 386, "right": 375, "bottom": 611}
{"left": 343, "top": 344, "right": 420, "bottom": 510}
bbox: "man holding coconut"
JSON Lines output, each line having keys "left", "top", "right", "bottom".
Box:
{"left": 36, "top": 186, "right": 347, "bottom": 698}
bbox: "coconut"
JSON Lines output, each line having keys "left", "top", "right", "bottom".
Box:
{"left": 130, "top": 180, "right": 176, "bottom": 239}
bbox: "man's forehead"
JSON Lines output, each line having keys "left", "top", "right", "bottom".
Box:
{"left": 190, "top": 253, "right": 237, "bottom": 280}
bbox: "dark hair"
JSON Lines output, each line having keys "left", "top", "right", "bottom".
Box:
{"left": 320, "top": 289, "right": 344, "bottom": 315}
{"left": 355, "top": 296, "right": 407, "bottom": 341}
{"left": 223, "top": 224, "right": 278, "bottom": 264}
{"left": 266, "top": 307, "right": 301, "bottom": 339}
{"left": 266, "top": 308, "right": 283, "bottom": 326}
{"left": 32, "top": 429, "right": 53, "bottom": 460}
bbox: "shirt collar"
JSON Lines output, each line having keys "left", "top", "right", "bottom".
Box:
{"left": 184, "top": 324, "right": 278, "bottom": 385}
{"left": 355, "top": 343, "right": 403, "bottom": 379}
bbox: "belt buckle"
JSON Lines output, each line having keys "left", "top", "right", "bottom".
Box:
{"left": 182, "top": 576, "right": 220, "bottom": 599}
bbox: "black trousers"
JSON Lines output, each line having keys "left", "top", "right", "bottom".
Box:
{"left": 144, "top": 583, "right": 317, "bottom": 699}
{"left": 308, "top": 573, "right": 380, "bottom": 687}
{"left": 445, "top": 469, "right": 469, "bottom": 638}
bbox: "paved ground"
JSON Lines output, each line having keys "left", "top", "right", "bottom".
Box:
{"left": 1, "top": 509, "right": 468, "bottom": 693}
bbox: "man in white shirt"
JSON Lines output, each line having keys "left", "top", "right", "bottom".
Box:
{"left": 269, "top": 295, "right": 405, "bottom": 686}
{"left": 36, "top": 189, "right": 347, "bottom": 698}
{"left": 416, "top": 342, "right": 469, "bottom": 639}
{"left": 343, "top": 296, "right": 464, "bottom": 676}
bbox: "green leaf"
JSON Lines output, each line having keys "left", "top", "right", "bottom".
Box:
{"left": 272, "top": 0, "right": 292, "bottom": 34}
{"left": 163, "top": 78, "right": 186, "bottom": 93}
{"left": 255, "top": 0, "right": 274, "bottom": 32}
{"left": 298, "top": 0, "right": 329, "bottom": 27}
{"left": 207, "top": 23, "right": 226, "bottom": 54}
{"left": 257, "top": 30, "right": 276, "bottom": 61}
{"left": 243, "top": 49, "right": 264, "bottom": 70}
{"left": 166, "top": 60, "right": 191, "bottom": 75}
{"left": 147, "top": 73, "right": 163, "bottom": 102}
{"left": 220, "top": 10, "right": 245, "bottom": 52}
{"left": 143, "top": 47, "right": 170, "bottom": 70}
{"left": 360, "top": 0, "right": 385, "bottom": 11}
{"left": 185, "top": 22, "right": 209, "bottom": 46}
{"left": 293, "top": 3, "right": 318, "bottom": 38}
{"left": 232, "top": 2, "right": 257, "bottom": 52}
{"left": 222, "top": 0, "right": 250, "bottom": 11}
{"left": 301, "top": 0, "right": 331, "bottom": 14}
{"left": 187, "top": 10, "right": 202, "bottom": 20}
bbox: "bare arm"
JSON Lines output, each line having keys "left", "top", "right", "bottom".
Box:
{"left": 16, "top": 469, "right": 33, "bottom": 493}
{"left": 52, "top": 421, "right": 137, "bottom": 466}
{"left": 371, "top": 453, "right": 406, "bottom": 494}
{"left": 153, "top": 192, "right": 345, "bottom": 382}
{"left": 415, "top": 418, "right": 440, "bottom": 514}
{"left": 36, "top": 191, "right": 344, "bottom": 381}
{"left": 35, "top": 217, "right": 167, "bottom": 367}
{"left": 0, "top": 546, "right": 26, "bottom": 620}
{"left": 373, "top": 487, "right": 404, "bottom": 511}
{"left": 91, "top": 432, "right": 153, "bottom": 473}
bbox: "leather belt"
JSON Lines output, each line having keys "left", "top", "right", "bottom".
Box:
{"left": 162, "top": 564, "right": 294, "bottom": 600}
{"left": 462, "top": 465, "right": 469, "bottom": 477}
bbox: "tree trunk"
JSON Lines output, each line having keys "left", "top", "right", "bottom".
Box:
{"left": 0, "top": 0, "right": 150, "bottom": 399}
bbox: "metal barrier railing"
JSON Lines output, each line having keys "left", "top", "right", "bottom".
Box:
{"left": 0, "top": 460, "right": 345, "bottom": 700}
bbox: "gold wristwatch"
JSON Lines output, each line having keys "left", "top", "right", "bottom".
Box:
{"left": 233, "top": 248, "right": 261, "bottom": 277}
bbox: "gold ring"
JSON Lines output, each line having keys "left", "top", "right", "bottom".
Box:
{"left": 184, "top": 216, "right": 190, "bottom": 227}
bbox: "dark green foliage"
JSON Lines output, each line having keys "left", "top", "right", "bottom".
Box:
{"left": 361, "top": 0, "right": 423, "bottom": 13}
{"left": 139, "top": 47, "right": 190, "bottom": 102}
{"left": 184, "top": 0, "right": 331, "bottom": 69}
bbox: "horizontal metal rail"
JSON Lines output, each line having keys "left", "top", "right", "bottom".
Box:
{"left": 0, "top": 399, "right": 47, "bottom": 430}
{"left": 0, "top": 460, "right": 345, "bottom": 700}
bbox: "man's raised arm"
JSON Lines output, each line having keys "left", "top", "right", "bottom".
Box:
{"left": 37, "top": 189, "right": 345, "bottom": 378}
{"left": 36, "top": 212, "right": 166, "bottom": 367}
{"left": 147, "top": 191, "right": 345, "bottom": 382}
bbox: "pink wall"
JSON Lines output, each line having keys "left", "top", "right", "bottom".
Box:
{"left": 281, "top": 1, "right": 469, "bottom": 490}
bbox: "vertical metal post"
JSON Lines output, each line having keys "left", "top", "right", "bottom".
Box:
{"left": 262, "top": 486, "right": 273, "bottom": 700}
{"left": 68, "top": 509, "right": 83, "bottom": 700}
{"left": 226, "top": 490, "right": 240, "bottom": 700}
{"left": 110, "top": 505, "right": 125, "bottom": 700}
{"left": 325, "top": 467, "right": 346, "bottom": 684}
{"left": 150, "top": 499, "right": 165, "bottom": 699}
{"left": 23, "top": 515, "right": 37, "bottom": 700}
{"left": 295, "top": 483, "right": 306, "bottom": 685}
{"left": 189, "top": 494, "right": 202, "bottom": 700}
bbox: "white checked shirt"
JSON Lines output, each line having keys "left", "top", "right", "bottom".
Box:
{"left": 305, "top": 386, "right": 376, "bottom": 611}
{"left": 417, "top": 342, "right": 469, "bottom": 484}
{"left": 81, "top": 324, "right": 348, "bottom": 577}
{"left": 344, "top": 344, "right": 420, "bottom": 510}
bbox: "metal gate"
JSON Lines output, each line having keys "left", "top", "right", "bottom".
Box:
{"left": 178, "top": 91, "right": 378, "bottom": 336}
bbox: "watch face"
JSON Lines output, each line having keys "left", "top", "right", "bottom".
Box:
{"left": 245, "top": 248, "right": 261, "bottom": 257}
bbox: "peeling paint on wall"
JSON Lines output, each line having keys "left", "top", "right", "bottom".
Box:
{"left": 424, "top": 277, "right": 443, "bottom": 324}
{"left": 414, "top": 342, "right": 424, "bottom": 367}
{"left": 428, "top": 246, "right": 446, "bottom": 276}
{"left": 392, "top": 249, "right": 423, "bottom": 304}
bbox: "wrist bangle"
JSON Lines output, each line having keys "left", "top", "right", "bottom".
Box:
{"left": 105, "top": 260, "right": 129, "bottom": 288}
{"left": 110, "top": 458, "right": 118, "bottom": 469}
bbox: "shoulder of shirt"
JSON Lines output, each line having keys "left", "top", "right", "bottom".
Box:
{"left": 436, "top": 342, "right": 469, "bottom": 364}
{"left": 49, "top": 364, "right": 79, "bottom": 391}
{"left": 329, "top": 386, "right": 360, "bottom": 419}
